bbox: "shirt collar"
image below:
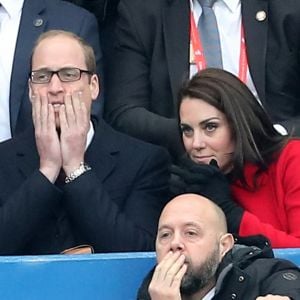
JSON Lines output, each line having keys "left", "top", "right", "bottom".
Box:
{"left": 0, "top": 0, "right": 24, "bottom": 18}
{"left": 202, "top": 287, "right": 216, "bottom": 300}
{"left": 192, "top": 0, "right": 240, "bottom": 13}
{"left": 86, "top": 120, "right": 95, "bottom": 149}
{"left": 222, "top": 0, "right": 240, "bottom": 13}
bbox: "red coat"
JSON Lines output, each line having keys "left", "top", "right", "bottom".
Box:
{"left": 231, "top": 140, "right": 300, "bottom": 248}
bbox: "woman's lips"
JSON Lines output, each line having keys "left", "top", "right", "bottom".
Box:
{"left": 192, "top": 155, "right": 214, "bottom": 164}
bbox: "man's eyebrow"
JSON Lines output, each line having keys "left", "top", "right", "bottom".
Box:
{"left": 32, "top": 67, "right": 50, "bottom": 71}
{"left": 157, "top": 225, "right": 172, "bottom": 232}
{"left": 158, "top": 222, "right": 202, "bottom": 231}
{"left": 184, "top": 221, "right": 202, "bottom": 228}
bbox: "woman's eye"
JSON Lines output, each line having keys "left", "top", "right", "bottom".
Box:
{"left": 205, "top": 122, "right": 218, "bottom": 132}
{"left": 180, "top": 125, "right": 193, "bottom": 137}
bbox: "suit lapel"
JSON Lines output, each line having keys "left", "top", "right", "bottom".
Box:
{"left": 85, "top": 119, "right": 119, "bottom": 183}
{"left": 163, "top": 0, "right": 190, "bottom": 108}
{"left": 242, "top": 0, "right": 268, "bottom": 103}
{"left": 15, "top": 127, "right": 40, "bottom": 178}
{"left": 14, "top": 120, "right": 119, "bottom": 183}
{"left": 10, "top": 0, "right": 47, "bottom": 132}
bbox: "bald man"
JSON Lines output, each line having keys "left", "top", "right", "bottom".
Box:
{"left": 137, "top": 194, "right": 300, "bottom": 300}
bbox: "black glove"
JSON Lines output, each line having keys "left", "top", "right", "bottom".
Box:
{"left": 169, "top": 155, "right": 215, "bottom": 195}
{"left": 170, "top": 156, "right": 243, "bottom": 233}
{"left": 169, "top": 166, "right": 187, "bottom": 196}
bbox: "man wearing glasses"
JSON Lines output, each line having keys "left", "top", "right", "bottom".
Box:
{"left": 0, "top": 30, "right": 170, "bottom": 255}
{"left": 0, "top": 0, "right": 103, "bottom": 143}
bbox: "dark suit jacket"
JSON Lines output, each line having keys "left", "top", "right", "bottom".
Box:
{"left": 11, "top": 0, "right": 103, "bottom": 137}
{"left": 66, "top": 0, "right": 110, "bottom": 23}
{"left": 0, "top": 119, "right": 170, "bottom": 255}
{"left": 105, "top": 0, "right": 300, "bottom": 160}
{"left": 66, "top": 0, "right": 120, "bottom": 110}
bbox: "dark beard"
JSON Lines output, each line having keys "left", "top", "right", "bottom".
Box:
{"left": 180, "top": 246, "right": 219, "bottom": 296}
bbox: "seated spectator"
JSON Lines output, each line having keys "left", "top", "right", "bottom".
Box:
{"left": 171, "top": 68, "right": 300, "bottom": 248}
{"left": 137, "top": 194, "right": 300, "bottom": 300}
{"left": 0, "top": 0, "right": 102, "bottom": 143}
{"left": 0, "top": 30, "right": 170, "bottom": 255}
{"left": 105, "top": 0, "right": 300, "bottom": 162}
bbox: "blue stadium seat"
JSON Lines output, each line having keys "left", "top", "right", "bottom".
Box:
{"left": 274, "top": 248, "right": 300, "bottom": 266}
{"left": 0, "top": 252, "right": 155, "bottom": 300}
{"left": 0, "top": 249, "right": 298, "bottom": 300}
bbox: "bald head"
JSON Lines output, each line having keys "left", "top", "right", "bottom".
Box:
{"left": 159, "top": 193, "right": 228, "bottom": 234}
{"left": 155, "top": 193, "right": 234, "bottom": 272}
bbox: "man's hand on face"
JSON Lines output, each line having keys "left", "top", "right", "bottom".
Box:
{"left": 59, "top": 91, "right": 89, "bottom": 176}
{"left": 32, "top": 93, "right": 62, "bottom": 183}
{"left": 148, "top": 251, "right": 187, "bottom": 300}
{"left": 32, "top": 91, "right": 90, "bottom": 183}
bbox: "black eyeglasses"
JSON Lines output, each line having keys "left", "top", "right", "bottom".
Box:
{"left": 30, "top": 67, "right": 93, "bottom": 84}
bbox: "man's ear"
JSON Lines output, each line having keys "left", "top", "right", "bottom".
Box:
{"left": 219, "top": 233, "right": 234, "bottom": 259}
{"left": 89, "top": 74, "right": 99, "bottom": 101}
{"left": 28, "top": 79, "right": 34, "bottom": 102}
{"left": 28, "top": 79, "right": 34, "bottom": 103}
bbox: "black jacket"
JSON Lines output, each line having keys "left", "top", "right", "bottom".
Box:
{"left": 105, "top": 0, "right": 300, "bottom": 161}
{"left": 0, "top": 119, "right": 170, "bottom": 255}
{"left": 137, "top": 236, "right": 300, "bottom": 300}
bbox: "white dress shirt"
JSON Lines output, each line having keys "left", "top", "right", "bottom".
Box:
{"left": 0, "top": 0, "right": 24, "bottom": 142}
{"left": 202, "top": 287, "right": 216, "bottom": 300}
{"left": 190, "top": 0, "right": 287, "bottom": 134}
{"left": 190, "top": 0, "right": 258, "bottom": 100}
{"left": 86, "top": 121, "right": 95, "bottom": 149}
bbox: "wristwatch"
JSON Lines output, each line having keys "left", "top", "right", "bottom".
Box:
{"left": 65, "top": 162, "right": 91, "bottom": 184}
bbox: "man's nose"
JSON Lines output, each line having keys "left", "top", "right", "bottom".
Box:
{"left": 170, "top": 233, "right": 185, "bottom": 252}
{"left": 47, "top": 73, "right": 64, "bottom": 93}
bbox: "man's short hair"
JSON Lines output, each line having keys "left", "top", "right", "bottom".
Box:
{"left": 31, "top": 30, "right": 96, "bottom": 73}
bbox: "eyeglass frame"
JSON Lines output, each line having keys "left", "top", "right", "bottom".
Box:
{"left": 29, "top": 67, "right": 93, "bottom": 84}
